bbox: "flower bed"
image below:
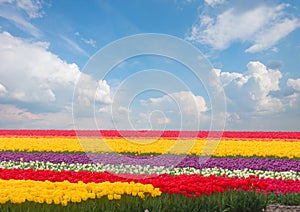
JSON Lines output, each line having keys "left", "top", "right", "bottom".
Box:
{"left": 0, "top": 130, "right": 299, "bottom": 211}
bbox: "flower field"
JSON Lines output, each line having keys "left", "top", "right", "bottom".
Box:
{"left": 0, "top": 130, "right": 299, "bottom": 211}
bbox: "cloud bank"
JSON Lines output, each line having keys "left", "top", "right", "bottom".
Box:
{"left": 187, "top": 2, "right": 300, "bottom": 53}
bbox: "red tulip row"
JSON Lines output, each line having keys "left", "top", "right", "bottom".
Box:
{"left": 0, "top": 130, "right": 300, "bottom": 139}
{"left": 1, "top": 168, "right": 299, "bottom": 197}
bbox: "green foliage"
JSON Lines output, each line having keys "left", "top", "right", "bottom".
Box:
{"left": 0, "top": 191, "right": 299, "bottom": 212}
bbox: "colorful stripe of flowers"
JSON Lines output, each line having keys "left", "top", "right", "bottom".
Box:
{"left": 0, "top": 130, "right": 299, "bottom": 210}
{"left": 0, "top": 168, "right": 299, "bottom": 196}
{"left": 1, "top": 130, "right": 300, "bottom": 139}
{"left": 0, "top": 137, "right": 299, "bottom": 158}
{"left": 1, "top": 161, "right": 300, "bottom": 180}
{"left": 0, "top": 179, "right": 161, "bottom": 205}
{"left": 1, "top": 152, "right": 299, "bottom": 172}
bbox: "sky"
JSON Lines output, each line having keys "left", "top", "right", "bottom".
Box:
{"left": 0, "top": 0, "right": 300, "bottom": 131}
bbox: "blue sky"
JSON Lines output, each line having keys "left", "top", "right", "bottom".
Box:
{"left": 0, "top": 0, "right": 300, "bottom": 131}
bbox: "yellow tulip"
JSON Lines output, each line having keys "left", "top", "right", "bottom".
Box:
{"left": 0, "top": 137, "right": 298, "bottom": 158}
{"left": 0, "top": 179, "right": 161, "bottom": 206}
{"left": 113, "top": 194, "right": 121, "bottom": 200}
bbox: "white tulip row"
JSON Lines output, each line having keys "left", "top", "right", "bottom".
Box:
{"left": 0, "top": 160, "right": 299, "bottom": 180}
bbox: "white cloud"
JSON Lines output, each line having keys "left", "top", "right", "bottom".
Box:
{"left": 156, "top": 117, "right": 171, "bottom": 125}
{"left": 0, "top": 0, "right": 43, "bottom": 18}
{"left": 138, "top": 91, "right": 207, "bottom": 129}
{"left": 271, "top": 47, "right": 279, "bottom": 53}
{"left": 0, "top": 31, "right": 98, "bottom": 128}
{"left": 285, "top": 93, "right": 300, "bottom": 108}
{"left": 0, "top": 104, "right": 75, "bottom": 129}
{"left": 0, "top": 31, "right": 80, "bottom": 107}
{"left": 0, "top": 104, "right": 39, "bottom": 121}
{"left": 17, "top": 0, "right": 43, "bottom": 18}
{"left": 74, "top": 32, "right": 97, "bottom": 48}
{"left": 187, "top": 3, "right": 300, "bottom": 52}
{"left": 213, "top": 69, "right": 245, "bottom": 87}
{"left": 182, "top": 0, "right": 194, "bottom": 3}
{"left": 75, "top": 77, "right": 113, "bottom": 108}
{"left": 95, "top": 80, "right": 113, "bottom": 104}
{"left": 171, "top": 91, "right": 207, "bottom": 113}
{"left": 0, "top": 0, "right": 44, "bottom": 37}
{"left": 215, "top": 61, "right": 283, "bottom": 114}
{"left": 82, "top": 38, "right": 96, "bottom": 47}
{"left": 70, "top": 60, "right": 300, "bottom": 131}
{"left": 287, "top": 78, "right": 300, "bottom": 91}
{"left": 246, "top": 18, "right": 300, "bottom": 53}
{"left": 0, "top": 83, "right": 7, "bottom": 96}
{"left": 117, "top": 106, "right": 130, "bottom": 113}
{"left": 92, "top": 90, "right": 209, "bottom": 130}
{"left": 0, "top": 5, "right": 41, "bottom": 37}
{"left": 143, "top": 91, "right": 207, "bottom": 114}
{"left": 204, "top": 0, "right": 224, "bottom": 7}
{"left": 210, "top": 62, "right": 300, "bottom": 130}
{"left": 284, "top": 79, "right": 300, "bottom": 111}
{"left": 137, "top": 111, "right": 171, "bottom": 128}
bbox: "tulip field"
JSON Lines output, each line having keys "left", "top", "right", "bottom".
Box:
{"left": 0, "top": 130, "right": 299, "bottom": 211}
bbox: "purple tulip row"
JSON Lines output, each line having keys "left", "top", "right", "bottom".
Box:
{"left": 0, "top": 152, "right": 299, "bottom": 172}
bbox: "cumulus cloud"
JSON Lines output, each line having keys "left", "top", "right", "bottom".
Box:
{"left": 187, "top": 3, "right": 300, "bottom": 52}
{"left": 215, "top": 61, "right": 283, "bottom": 114}
{"left": 75, "top": 77, "right": 113, "bottom": 109}
{"left": 95, "top": 80, "right": 113, "bottom": 104}
{"left": 0, "top": 31, "right": 80, "bottom": 110}
{"left": 285, "top": 78, "right": 300, "bottom": 109}
{"left": 91, "top": 90, "right": 209, "bottom": 130}
{"left": 0, "top": 31, "right": 101, "bottom": 128}
{"left": 138, "top": 91, "right": 208, "bottom": 129}
{"left": 142, "top": 91, "right": 207, "bottom": 114}
{"left": 210, "top": 61, "right": 300, "bottom": 130}
{"left": 287, "top": 78, "right": 300, "bottom": 91}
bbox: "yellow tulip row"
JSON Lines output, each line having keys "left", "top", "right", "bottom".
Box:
{"left": 0, "top": 137, "right": 299, "bottom": 158}
{"left": 0, "top": 179, "right": 161, "bottom": 206}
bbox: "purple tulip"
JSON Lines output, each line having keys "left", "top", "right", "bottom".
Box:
{"left": 0, "top": 152, "right": 299, "bottom": 172}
